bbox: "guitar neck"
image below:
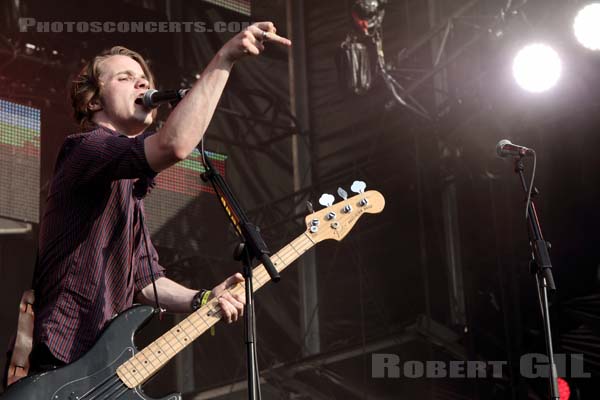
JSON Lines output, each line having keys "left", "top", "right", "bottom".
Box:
{"left": 117, "top": 232, "right": 316, "bottom": 388}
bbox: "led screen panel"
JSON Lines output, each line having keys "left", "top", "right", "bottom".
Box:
{"left": 0, "top": 99, "right": 41, "bottom": 223}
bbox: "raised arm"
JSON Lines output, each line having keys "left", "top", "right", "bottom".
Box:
{"left": 144, "top": 21, "right": 291, "bottom": 172}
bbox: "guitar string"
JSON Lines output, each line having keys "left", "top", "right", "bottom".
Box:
{"left": 119, "top": 233, "right": 316, "bottom": 386}
{"left": 117, "top": 233, "right": 315, "bottom": 384}
{"left": 94, "top": 379, "right": 126, "bottom": 400}
{"left": 113, "top": 386, "right": 131, "bottom": 399}
{"left": 98, "top": 386, "right": 125, "bottom": 400}
{"left": 80, "top": 374, "right": 121, "bottom": 399}
{"left": 118, "top": 256, "right": 304, "bottom": 386}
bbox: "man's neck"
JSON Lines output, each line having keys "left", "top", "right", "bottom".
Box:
{"left": 93, "top": 118, "right": 146, "bottom": 137}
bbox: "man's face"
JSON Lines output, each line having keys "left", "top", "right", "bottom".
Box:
{"left": 94, "top": 55, "right": 153, "bottom": 135}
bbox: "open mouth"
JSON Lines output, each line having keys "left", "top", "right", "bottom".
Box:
{"left": 134, "top": 94, "right": 145, "bottom": 106}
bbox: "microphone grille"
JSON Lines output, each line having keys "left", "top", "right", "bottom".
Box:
{"left": 142, "top": 89, "right": 158, "bottom": 108}
{"left": 496, "top": 139, "right": 512, "bottom": 158}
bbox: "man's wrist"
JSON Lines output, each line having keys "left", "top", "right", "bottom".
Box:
{"left": 190, "top": 289, "right": 211, "bottom": 311}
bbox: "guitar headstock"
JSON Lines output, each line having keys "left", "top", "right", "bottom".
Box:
{"left": 304, "top": 183, "right": 385, "bottom": 243}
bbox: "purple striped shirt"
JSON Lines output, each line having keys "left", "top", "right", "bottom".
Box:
{"left": 33, "top": 125, "right": 165, "bottom": 363}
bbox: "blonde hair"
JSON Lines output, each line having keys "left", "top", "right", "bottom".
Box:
{"left": 70, "top": 46, "right": 156, "bottom": 130}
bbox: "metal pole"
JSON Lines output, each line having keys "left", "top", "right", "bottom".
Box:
{"left": 286, "top": 0, "right": 320, "bottom": 356}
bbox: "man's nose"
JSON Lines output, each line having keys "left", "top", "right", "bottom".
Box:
{"left": 135, "top": 77, "right": 149, "bottom": 89}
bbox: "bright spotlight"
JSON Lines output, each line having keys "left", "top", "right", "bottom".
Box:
{"left": 574, "top": 3, "right": 600, "bottom": 50}
{"left": 512, "top": 44, "right": 562, "bottom": 93}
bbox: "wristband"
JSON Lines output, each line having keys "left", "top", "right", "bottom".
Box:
{"left": 191, "top": 289, "right": 211, "bottom": 311}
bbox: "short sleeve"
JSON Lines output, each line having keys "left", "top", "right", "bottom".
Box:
{"left": 60, "top": 128, "right": 157, "bottom": 185}
{"left": 134, "top": 239, "right": 166, "bottom": 294}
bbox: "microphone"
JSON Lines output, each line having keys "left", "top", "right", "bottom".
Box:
{"left": 496, "top": 139, "right": 535, "bottom": 158}
{"left": 135, "top": 88, "right": 190, "bottom": 109}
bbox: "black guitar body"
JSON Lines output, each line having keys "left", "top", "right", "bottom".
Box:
{"left": 1, "top": 305, "right": 180, "bottom": 400}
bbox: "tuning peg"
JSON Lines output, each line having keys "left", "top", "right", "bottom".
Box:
{"left": 318, "top": 193, "right": 335, "bottom": 208}
{"left": 351, "top": 180, "right": 366, "bottom": 194}
{"left": 337, "top": 187, "right": 348, "bottom": 200}
{"left": 306, "top": 201, "right": 314, "bottom": 214}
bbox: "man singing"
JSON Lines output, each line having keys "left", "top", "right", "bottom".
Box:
{"left": 30, "top": 22, "right": 291, "bottom": 373}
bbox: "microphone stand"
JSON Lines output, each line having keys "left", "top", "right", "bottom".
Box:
{"left": 201, "top": 151, "right": 280, "bottom": 400}
{"left": 513, "top": 157, "right": 559, "bottom": 400}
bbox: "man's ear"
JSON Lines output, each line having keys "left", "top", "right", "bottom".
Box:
{"left": 88, "top": 97, "right": 102, "bottom": 111}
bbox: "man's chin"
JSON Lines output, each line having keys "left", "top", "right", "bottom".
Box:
{"left": 133, "top": 112, "right": 154, "bottom": 128}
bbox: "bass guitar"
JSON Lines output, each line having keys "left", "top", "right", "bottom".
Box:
{"left": 1, "top": 187, "right": 385, "bottom": 400}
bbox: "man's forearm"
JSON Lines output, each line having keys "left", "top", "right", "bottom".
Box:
{"left": 145, "top": 51, "right": 234, "bottom": 172}
{"left": 137, "top": 277, "right": 199, "bottom": 313}
{"left": 144, "top": 22, "right": 290, "bottom": 172}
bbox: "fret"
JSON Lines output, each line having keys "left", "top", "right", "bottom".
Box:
{"left": 252, "top": 276, "right": 264, "bottom": 290}
{"left": 277, "top": 254, "right": 293, "bottom": 267}
{"left": 134, "top": 353, "right": 153, "bottom": 375}
{"left": 163, "top": 331, "right": 182, "bottom": 353}
{"left": 168, "top": 329, "right": 186, "bottom": 349}
{"left": 193, "top": 311, "right": 212, "bottom": 330}
{"left": 303, "top": 232, "right": 316, "bottom": 245}
{"left": 132, "top": 357, "right": 148, "bottom": 375}
{"left": 145, "top": 344, "right": 163, "bottom": 365}
{"left": 194, "top": 311, "right": 213, "bottom": 330}
{"left": 135, "top": 350, "right": 152, "bottom": 366}
{"left": 253, "top": 270, "right": 265, "bottom": 287}
{"left": 175, "top": 321, "right": 195, "bottom": 340}
{"left": 119, "top": 370, "right": 134, "bottom": 387}
{"left": 300, "top": 237, "right": 313, "bottom": 251}
{"left": 293, "top": 236, "right": 310, "bottom": 253}
{"left": 181, "top": 317, "right": 203, "bottom": 337}
{"left": 272, "top": 252, "right": 287, "bottom": 271}
{"left": 284, "top": 247, "right": 296, "bottom": 261}
{"left": 288, "top": 241, "right": 301, "bottom": 256}
{"left": 154, "top": 338, "right": 171, "bottom": 360}
{"left": 127, "top": 358, "right": 146, "bottom": 379}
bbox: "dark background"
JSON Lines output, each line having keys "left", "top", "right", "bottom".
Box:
{"left": 1, "top": 0, "right": 599, "bottom": 398}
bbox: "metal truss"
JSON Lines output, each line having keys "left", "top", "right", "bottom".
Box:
{"left": 384, "top": 0, "right": 529, "bottom": 120}
{"left": 242, "top": 0, "right": 537, "bottom": 237}
{"left": 221, "top": 0, "right": 521, "bottom": 178}
{"left": 186, "top": 314, "right": 468, "bottom": 399}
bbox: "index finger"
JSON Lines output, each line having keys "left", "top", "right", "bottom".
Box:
{"left": 253, "top": 21, "right": 291, "bottom": 46}
{"left": 225, "top": 272, "right": 244, "bottom": 287}
{"left": 264, "top": 31, "right": 292, "bottom": 47}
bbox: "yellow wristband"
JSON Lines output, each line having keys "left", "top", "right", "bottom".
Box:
{"left": 200, "top": 290, "right": 211, "bottom": 306}
{"left": 201, "top": 290, "right": 216, "bottom": 336}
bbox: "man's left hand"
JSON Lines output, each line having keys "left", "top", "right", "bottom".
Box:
{"left": 210, "top": 273, "right": 246, "bottom": 323}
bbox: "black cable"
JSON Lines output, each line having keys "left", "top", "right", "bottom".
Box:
{"left": 138, "top": 204, "right": 163, "bottom": 314}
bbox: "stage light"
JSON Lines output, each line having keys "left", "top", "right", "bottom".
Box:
{"left": 574, "top": 3, "right": 600, "bottom": 50}
{"left": 512, "top": 43, "right": 562, "bottom": 93}
{"left": 557, "top": 378, "right": 571, "bottom": 400}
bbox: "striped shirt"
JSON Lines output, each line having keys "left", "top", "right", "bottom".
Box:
{"left": 33, "top": 125, "right": 165, "bottom": 363}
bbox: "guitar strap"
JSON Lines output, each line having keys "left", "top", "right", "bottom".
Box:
{"left": 138, "top": 205, "right": 163, "bottom": 316}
